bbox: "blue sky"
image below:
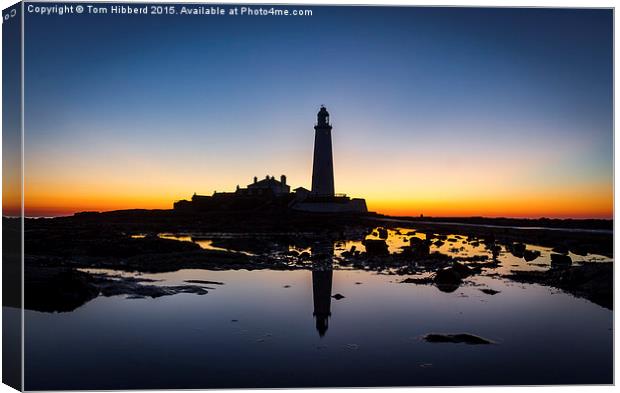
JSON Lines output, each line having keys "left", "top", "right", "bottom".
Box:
{"left": 21, "top": 5, "right": 613, "bottom": 217}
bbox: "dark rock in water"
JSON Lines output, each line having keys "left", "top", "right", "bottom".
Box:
{"left": 452, "top": 261, "right": 473, "bottom": 278}
{"left": 490, "top": 244, "right": 501, "bottom": 258}
{"left": 299, "top": 251, "right": 311, "bottom": 260}
{"left": 434, "top": 268, "right": 462, "bottom": 293}
{"left": 433, "top": 240, "right": 445, "bottom": 248}
{"left": 480, "top": 288, "right": 500, "bottom": 295}
{"left": 507, "top": 242, "right": 526, "bottom": 258}
{"left": 550, "top": 253, "right": 572, "bottom": 266}
{"left": 570, "top": 244, "right": 589, "bottom": 256}
{"left": 363, "top": 239, "right": 389, "bottom": 256}
{"left": 410, "top": 236, "right": 424, "bottom": 245}
{"left": 401, "top": 276, "right": 434, "bottom": 285}
{"left": 409, "top": 237, "right": 430, "bottom": 257}
{"left": 96, "top": 278, "right": 209, "bottom": 298}
{"left": 184, "top": 280, "right": 224, "bottom": 285}
{"left": 283, "top": 285, "right": 291, "bottom": 288}
{"left": 286, "top": 250, "right": 300, "bottom": 257}
{"left": 332, "top": 293, "right": 346, "bottom": 300}
{"left": 25, "top": 267, "right": 99, "bottom": 313}
{"left": 523, "top": 249, "right": 541, "bottom": 262}
{"left": 423, "top": 333, "right": 494, "bottom": 345}
{"left": 377, "top": 227, "right": 388, "bottom": 239}
{"left": 507, "top": 262, "right": 612, "bottom": 310}
{"left": 552, "top": 244, "right": 569, "bottom": 255}
{"left": 25, "top": 264, "right": 218, "bottom": 313}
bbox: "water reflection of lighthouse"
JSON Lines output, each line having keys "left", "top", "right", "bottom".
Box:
{"left": 311, "top": 240, "right": 334, "bottom": 337}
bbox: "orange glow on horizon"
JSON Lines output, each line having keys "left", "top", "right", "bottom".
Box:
{"left": 18, "top": 143, "right": 614, "bottom": 219}
{"left": 21, "top": 191, "right": 613, "bottom": 219}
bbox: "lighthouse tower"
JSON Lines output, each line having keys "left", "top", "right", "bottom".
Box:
{"left": 311, "top": 106, "right": 335, "bottom": 196}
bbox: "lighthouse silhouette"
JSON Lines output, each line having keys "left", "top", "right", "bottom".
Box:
{"left": 311, "top": 106, "right": 335, "bottom": 197}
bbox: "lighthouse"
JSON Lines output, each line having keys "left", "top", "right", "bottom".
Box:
{"left": 311, "top": 106, "right": 335, "bottom": 197}
{"left": 291, "top": 106, "right": 367, "bottom": 213}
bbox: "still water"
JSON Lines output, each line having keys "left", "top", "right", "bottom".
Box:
{"left": 24, "top": 228, "right": 613, "bottom": 389}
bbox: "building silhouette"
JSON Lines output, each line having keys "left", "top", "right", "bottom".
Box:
{"left": 240, "top": 175, "right": 290, "bottom": 196}
{"left": 311, "top": 106, "right": 335, "bottom": 196}
{"left": 173, "top": 106, "right": 367, "bottom": 213}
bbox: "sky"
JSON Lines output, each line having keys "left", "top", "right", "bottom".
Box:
{"left": 14, "top": 5, "right": 613, "bottom": 218}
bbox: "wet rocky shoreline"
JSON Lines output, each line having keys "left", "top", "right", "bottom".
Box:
{"left": 13, "top": 210, "right": 613, "bottom": 313}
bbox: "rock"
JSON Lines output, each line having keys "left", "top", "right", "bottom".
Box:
{"left": 184, "top": 280, "right": 224, "bottom": 285}
{"left": 434, "top": 268, "right": 462, "bottom": 292}
{"left": 332, "top": 293, "right": 346, "bottom": 300}
{"left": 409, "top": 237, "right": 430, "bottom": 257}
{"left": 363, "top": 239, "right": 389, "bottom": 256}
{"left": 552, "top": 245, "right": 569, "bottom": 255}
{"left": 25, "top": 267, "right": 99, "bottom": 313}
{"left": 377, "top": 227, "right": 389, "bottom": 239}
{"left": 480, "top": 288, "right": 500, "bottom": 295}
{"left": 507, "top": 262, "right": 612, "bottom": 309}
{"left": 550, "top": 253, "right": 572, "bottom": 266}
{"left": 523, "top": 249, "right": 541, "bottom": 262}
{"left": 486, "top": 244, "right": 501, "bottom": 260}
{"left": 401, "top": 276, "right": 434, "bottom": 285}
{"left": 570, "top": 244, "right": 589, "bottom": 256}
{"left": 423, "top": 333, "right": 494, "bottom": 345}
{"left": 286, "top": 249, "right": 300, "bottom": 257}
{"left": 283, "top": 285, "right": 291, "bottom": 288}
{"left": 507, "top": 242, "right": 526, "bottom": 258}
{"left": 452, "top": 261, "right": 473, "bottom": 277}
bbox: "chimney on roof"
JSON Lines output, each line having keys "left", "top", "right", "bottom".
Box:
{"left": 280, "top": 175, "right": 287, "bottom": 185}
{"left": 253, "top": 176, "right": 257, "bottom": 184}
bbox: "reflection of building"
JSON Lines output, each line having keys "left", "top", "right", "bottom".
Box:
{"left": 173, "top": 107, "right": 367, "bottom": 213}
{"left": 311, "top": 240, "right": 334, "bottom": 337}
{"left": 312, "top": 268, "right": 333, "bottom": 337}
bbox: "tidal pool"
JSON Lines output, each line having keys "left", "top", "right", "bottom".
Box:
{"left": 26, "top": 271, "right": 612, "bottom": 389}
{"left": 24, "top": 227, "right": 612, "bottom": 389}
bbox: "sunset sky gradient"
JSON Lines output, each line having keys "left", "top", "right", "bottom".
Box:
{"left": 15, "top": 6, "right": 613, "bottom": 218}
